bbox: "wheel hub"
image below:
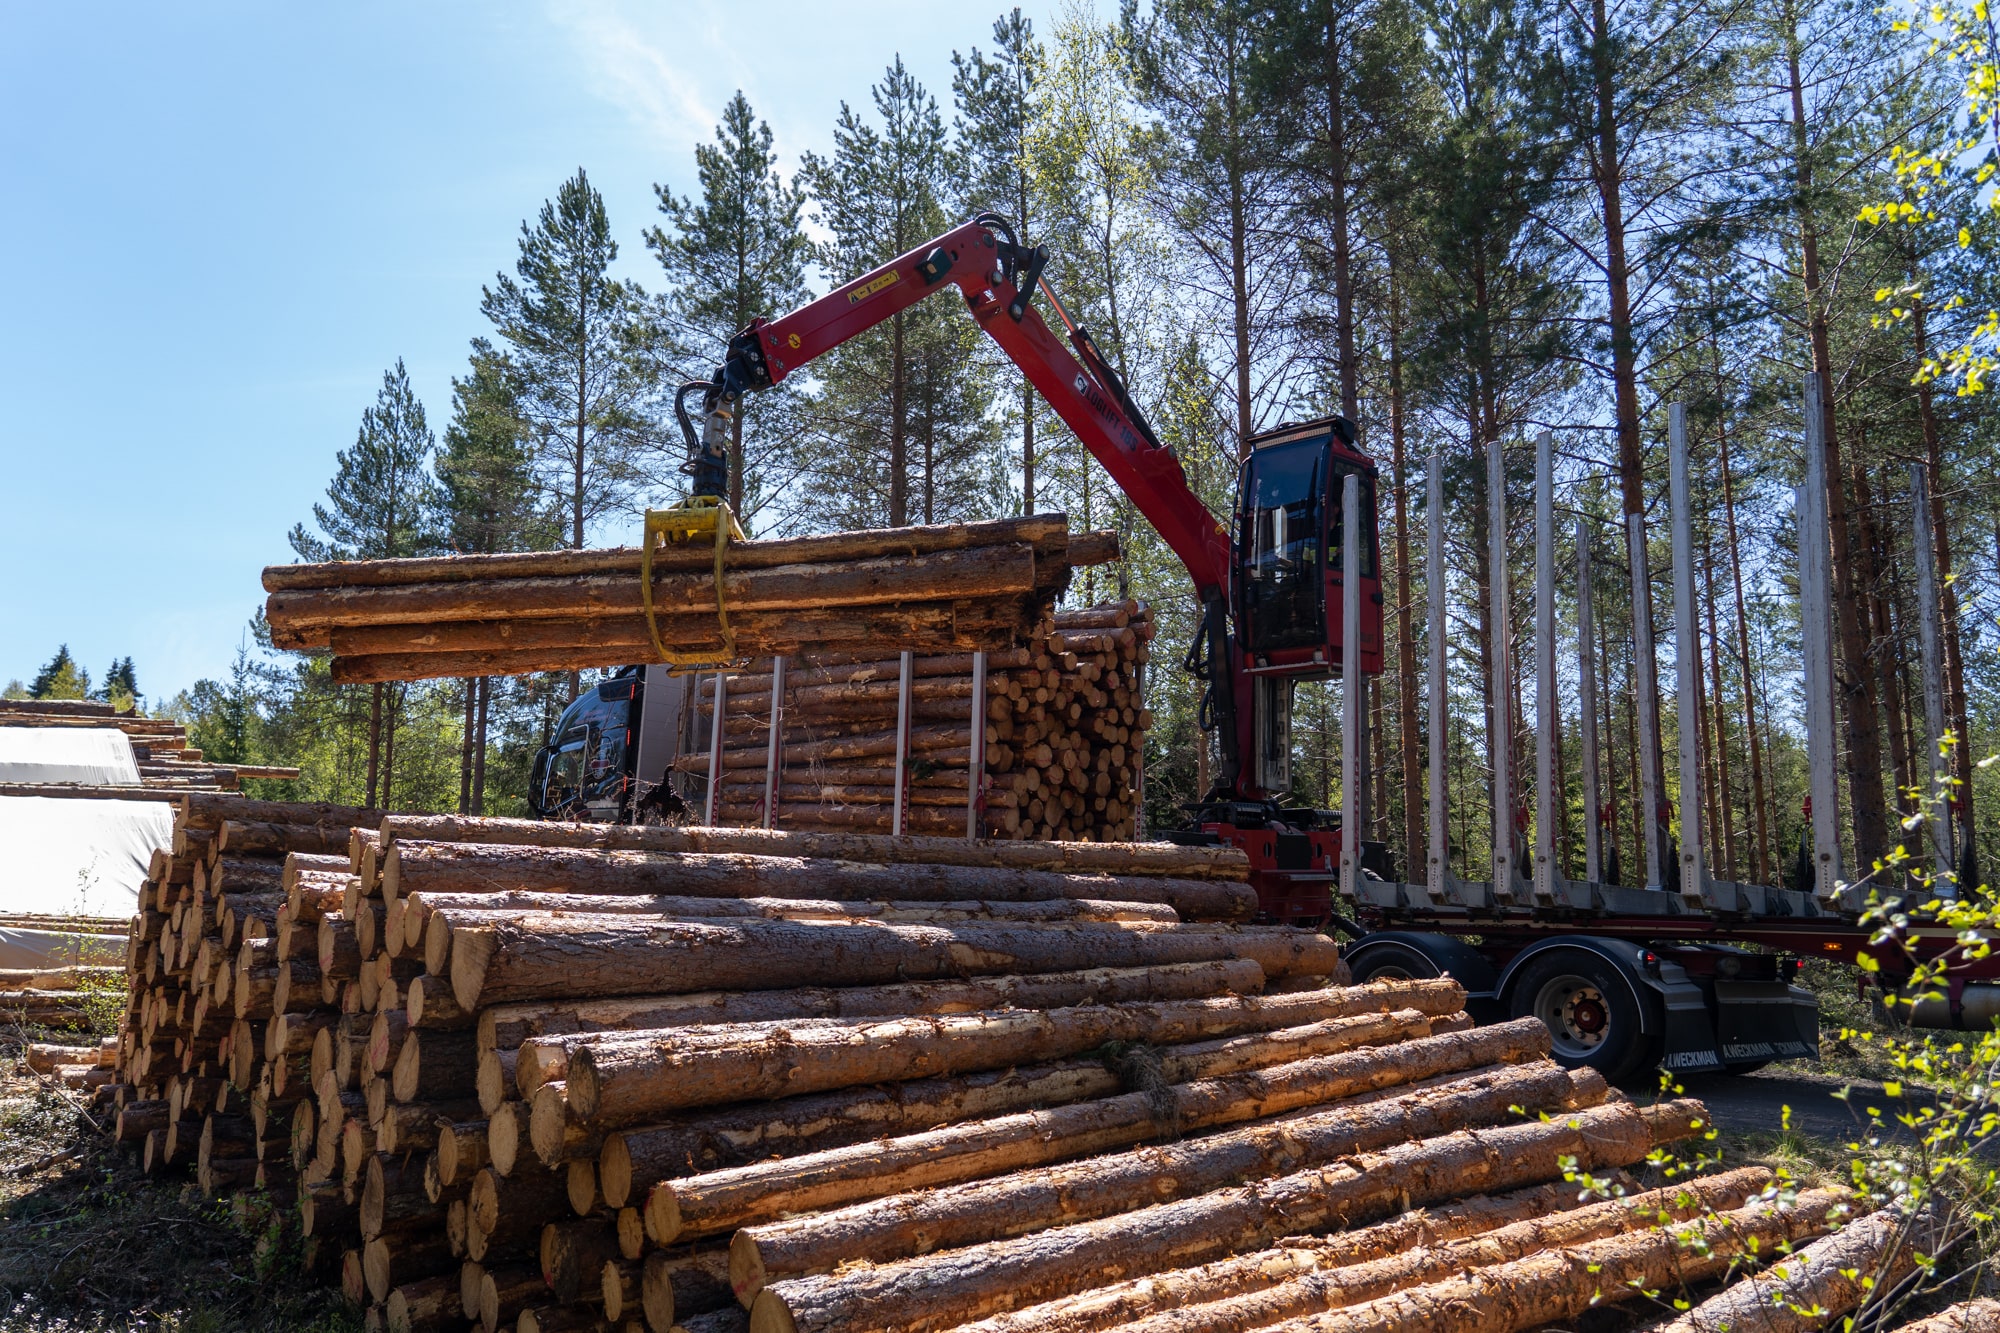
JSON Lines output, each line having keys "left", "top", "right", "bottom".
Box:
{"left": 1535, "top": 975, "right": 1611, "bottom": 1056}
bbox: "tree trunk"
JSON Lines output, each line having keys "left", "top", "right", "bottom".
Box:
{"left": 648, "top": 1011, "right": 1508, "bottom": 1243}
{"left": 1651, "top": 1205, "right": 1917, "bottom": 1333}
{"left": 733, "top": 1060, "right": 1597, "bottom": 1292}
{"left": 950, "top": 1167, "right": 1773, "bottom": 1333}
{"left": 1717, "top": 406, "right": 1772, "bottom": 882}
{"left": 1856, "top": 467, "right": 1913, "bottom": 815}
{"left": 744, "top": 1100, "right": 1707, "bottom": 1333}
{"left": 367, "top": 683, "right": 383, "bottom": 810}
{"left": 560, "top": 978, "right": 1432, "bottom": 1127}
{"left": 390, "top": 841, "right": 1254, "bottom": 922}
{"left": 1702, "top": 524, "right": 1738, "bottom": 879}
{"left": 460, "top": 681, "right": 476, "bottom": 815}
{"left": 1910, "top": 282, "right": 1973, "bottom": 826}
{"left": 481, "top": 958, "right": 1265, "bottom": 1056}
{"left": 472, "top": 677, "right": 489, "bottom": 816}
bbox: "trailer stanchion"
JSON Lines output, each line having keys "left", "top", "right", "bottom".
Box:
{"left": 1577, "top": 515, "right": 1604, "bottom": 886}
{"left": 1911, "top": 462, "right": 1955, "bottom": 889}
{"left": 967, "top": 649, "right": 988, "bottom": 840}
{"left": 1801, "top": 373, "right": 1845, "bottom": 901}
{"left": 1669, "top": 404, "right": 1712, "bottom": 910}
{"left": 761, "top": 656, "right": 785, "bottom": 830}
{"left": 1426, "top": 455, "right": 1453, "bottom": 905}
{"left": 891, "top": 649, "right": 913, "bottom": 837}
{"left": 1629, "top": 507, "right": 1666, "bottom": 891}
{"left": 1488, "top": 438, "right": 1517, "bottom": 902}
{"left": 1340, "top": 473, "right": 1363, "bottom": 905}
{"left": 1533, "top": 431, "right": 1560, "bottom": 904}
{"left": 704, "top": 672, "right": 725, "bottom": 827}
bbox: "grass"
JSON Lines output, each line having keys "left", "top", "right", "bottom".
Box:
{"left": 0, "top": 1028, "right": 359, "bottom": 1333}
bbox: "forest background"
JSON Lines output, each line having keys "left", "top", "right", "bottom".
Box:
{"left": 12, "top": 0, "right": 2000, "bottom": 893}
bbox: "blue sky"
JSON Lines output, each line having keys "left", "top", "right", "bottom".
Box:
{"left": 0, "top": 0, "right": 1054, "bottom": 702}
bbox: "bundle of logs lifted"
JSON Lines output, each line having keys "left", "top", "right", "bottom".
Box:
{"left": 77, "top": 792, "right": 1943, "bottom": 1333}
{"left": 260, "top": 517, "right": 1119, "bottom": 685}
{"left": 676, "top": 600, "right": 1152, "bottom": 841}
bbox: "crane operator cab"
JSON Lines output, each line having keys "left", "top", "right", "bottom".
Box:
{"left": 1233, "top": 415, "right": 1385, "bottom": 791}
{"left": 528, "top": 664, "right": 692, "bottom": 822}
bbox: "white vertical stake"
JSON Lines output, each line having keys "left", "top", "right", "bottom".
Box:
{"left": 1488, "top": 438, "right": 1516, "bottom": 900}
{"left": 1910, "top": 463, "right": 1954, "bottom": 889}
{"left": 1801, "top": 374, "right": 1844, "bottom": 899}
{"left": 1577, "top": 517, "right": 1603, "bottom": 885}
{"left": 1629, "top": 509, "right": 1665, "bottom": 889}
{"left": 1669, "top": 404, "right": 1709, "bottom": 907}
{"left": 761, "top": 655, "right": 785, "bottom": 830}
{"left": 704, "top": 672, "right": 725, "bottom": 826}
{"left": 1534, "top": 431, "right": 1559, "bottom": 903}
{"left": 967, "top": 649, "right": 989, "bottom": 840}
{"left": 1426, "top": 456, "right": 1451, "bottom": 903}
{"left": 891, "top": 649, "right": 914, "bottom": 837}
{"left": 1340, "top": 473, "right": 1363, "bottom": 903}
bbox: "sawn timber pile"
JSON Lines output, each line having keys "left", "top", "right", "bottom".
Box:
{"left": 260, "top": 516, "right": 1119, "bottom": 684}
{"left": 90, "top": 805, "right": 1917, "bottom": 1333}
{"left": 679, "top": 600, "right": 1152, "bottom": 840}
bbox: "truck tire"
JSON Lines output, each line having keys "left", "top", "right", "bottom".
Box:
{"left": 1506, "top": 949, "right": 1658, "bottom": 1084}
{"left": 1345, "top": 940, "right": 1442, "bottom": 983}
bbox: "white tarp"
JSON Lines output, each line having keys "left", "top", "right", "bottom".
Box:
{"left": 0, "top": 925, "right": 126, "bottom": 970}
{"left": 0, "top": 724, "right": 141, "bottom": 786}
{"left": 0, "top": 795, "right": 170, "bottom": 921}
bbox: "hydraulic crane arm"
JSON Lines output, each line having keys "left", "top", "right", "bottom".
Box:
{"left": 679, "top": 215, "right": 1236, "bottom": 603}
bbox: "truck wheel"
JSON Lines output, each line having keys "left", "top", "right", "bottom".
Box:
{"left": 1346, "top": 941, "right": 1441, "bottom": 983}
{"left": 1507, "top": 951, "right": 1657, "bottom": 1083}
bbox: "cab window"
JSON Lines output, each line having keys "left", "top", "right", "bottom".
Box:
{"left": 1240, "top": 439, "right": 1326, "bottom": 653}
{"left": 1327, "top": 464, "right": 1379, "bottom": 578}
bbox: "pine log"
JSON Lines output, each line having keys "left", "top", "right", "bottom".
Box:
{"left": 328, "top": 604, "right": 977, "bottom": 660}
{"left": 1894, "top": 1300, "right": 2000, "bottom": 1333}
{"left": 641, "top": 1250, "right": 736, "bottom": 1331}
{"left": 564, "top": 983, "right": 1439, "bottom": 1128}
{"left": 392, "top": 1030, "right": 480, "bottom": 1104}
{"left": 365, "top": 1232, "right": 456, "bottom": 1304}
{"left": 374, "top": 814, "right": 1246, "bottom": 880}
{"left": 270, "top": 541, "right": 1038, "bottom": 630}
{"left": 269, "top": 516, "right": 1071, "bottom": 590}
{"left": 479, "top": 959, "right": 1263, "bottom": 1055}
{"left": 1169, "top": 1188, "right": 1856, "bottom": 1333}
{"left": 385, "top": 1273, "right": 461, "bottom": 1333}
{"left": 452, "top": 916, "right": 1333, "bottom": 1013}
{"left": 362, "top": 1153, "right": 437, "bottom": 1240}
{"left": 439, "top": 1120, "right": 491, "bottom": 1186}
{"left": 406, "top": 974, "right": 475, "bottom": 1029}
{"left": 741, "top": 1100, "right": 1713, "bottom": 1333}
{"left": 390, "top": 841, "right": 1249, "bottom": 921}
{"left": 646, "top": 1007, "right": 1519, "bottom": 1242}
{"left": 730, "top": 1059, "right": 1596, "bottom": 1287}
{"left": 1651, "top": 1205, "right": 1921, "bottom": 1333}
{"left": 220, "top": 820, "right": 351, "bottom": 857}
{"left": 477, "top": 1264, "right": 546, "bottom": 1333}
{"left": 469, "top": 1157, "right": 569, "bottom": 1234}
{"left": 1061, "top": 1166, "right": 1778, "bottom": 1333}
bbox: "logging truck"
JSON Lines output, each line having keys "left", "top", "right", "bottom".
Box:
{"left": 529, "top": 212, "right": 1997, "bottom": 1082}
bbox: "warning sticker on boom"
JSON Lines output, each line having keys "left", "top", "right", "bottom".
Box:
{"left": 848, "top": 271, "right": 902, "bottom": 304}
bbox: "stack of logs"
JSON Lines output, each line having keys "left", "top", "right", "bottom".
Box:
{"left": 90, "top": 799, "right": 1923, "bottom": 1333}
{"left": 680, "top": 601, "right": 1153, "bottom": 842}
{"left": 0, "top": 697, "right": 301, "bottom": 790}
{"left": 261, "top": 517, "right": 1119, "bottom": 686}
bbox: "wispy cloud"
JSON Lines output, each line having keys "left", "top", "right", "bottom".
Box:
{"left": 547, "top": 1, "right": 722, "bottom": 149}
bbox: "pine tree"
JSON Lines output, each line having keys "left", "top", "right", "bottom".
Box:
{"left": 435, "top": 339, "right": 546, "bottom": 814}
{"left": 800, "top": 58, "right": 1001, "bottom": 529}
{"left": 97, "top": 657, "right": 140, "bottom": 711}
{"left": 28, "top": 646, "right": 90, "bottom": 700}
{"left": 954, "top": 11, "right": 1044, "bottom": 513}
{"left": 649, "top": 92, "right": 813, "bottom": 522}
{"left": 289, "top": 358, "right": 440, "bottom": 807}
{"left": 482, "top": 169, "right": 657, "bottom": 557}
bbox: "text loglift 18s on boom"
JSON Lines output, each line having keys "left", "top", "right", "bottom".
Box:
{"left": 526, "top": 212, "right": 1833, "bottom": 1083}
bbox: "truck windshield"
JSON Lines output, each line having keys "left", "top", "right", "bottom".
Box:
{"left": 1242, "top": 439, "right": 1326, "bottom": 652}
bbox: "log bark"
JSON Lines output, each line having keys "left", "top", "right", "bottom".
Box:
{"left": 361, "top": 1153, "right": 437, "bottom": 1240}
{"left": 647, "top": 1012, "right": 1534, "bottom": 1243}
{"left": 220, "top": 820, "right": 351, "bottom": 857}
{"left": 392, "top": 1030, "right": 480, "bottom": 1104}
{"left": 391, "top": 841, "right": 1249, "bottom": 921}
{"left": 1051, "top": 1166, "right": 1777, "bottom": 1333}
{"left": 328, "top": 605, "right": 976, "bottom": 660}
{"left": 385, "top": 1273, "right": 461, "bottom": 1333}
{"left": 539, "top": 1216, "right": 622, "bottom": 1301}
{"left": 740, "top": 1099, "right": 1708, "bottom": 1333}
{"left": 731, "top": 1059, "right": 1596, "bottom": 1288}
{"left": 1651, "top": 1205, "right": 1920, "bottom": 1333}
{"left": 1894, "top": 1300, "right": 2000, "bottom": 1333}
{"left": 564, "top": 983, "right": 1441, "bottom": 1127}
{"left": 452, "top": 916, "right": 1336, "bottom": 1013}
{"left": 480, "top": 959, "right": 1265, "bottom": 1055}
{"left": 438, "top": 1121, "right": 490, "bottom": 1186}
{"left": 477, "top": 1264, "right": 547, "bottom": 1333}
{"left": 365, "top": 1232, "right": 455, "bottom": 1304}
{"left": 374, "top": 814, "right": 1247, "bottom": 880}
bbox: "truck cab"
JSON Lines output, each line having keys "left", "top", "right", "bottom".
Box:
{"left": 528, "top": 664, "right": 692, "bottom": 822}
